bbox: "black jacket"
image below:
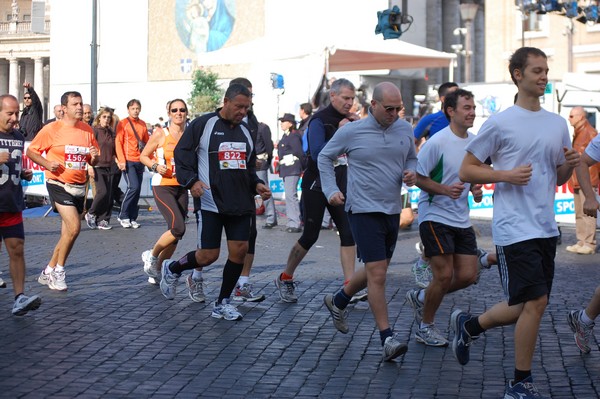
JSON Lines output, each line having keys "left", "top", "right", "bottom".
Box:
{"left": 174, "top": 110, "right": 264, "bottom": 216}
{"left": 20, "top": 86, "right": 43, "bottom": 141}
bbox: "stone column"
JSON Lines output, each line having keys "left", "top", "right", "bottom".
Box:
{"left": 33, "top": 57, "right": 44, "bottom": 113}
{"left": 8, "top": 57, "right": 19, "bottom": 96}
{"left": 0, "top": 61, "right": 9, "bottom": 95}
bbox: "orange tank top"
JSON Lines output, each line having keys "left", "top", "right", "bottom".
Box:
{"left": 151, "top": 128, "right": 179, "bottom": 186}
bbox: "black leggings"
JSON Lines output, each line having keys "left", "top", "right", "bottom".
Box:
{"left": 152, "top": 185, "right": 188, "bottom": 239}
{"left": 298, "top": 188, "right": 354, "bottom": 250}
{"left": 248, "top": 212, "right": 257, "bottom": 255}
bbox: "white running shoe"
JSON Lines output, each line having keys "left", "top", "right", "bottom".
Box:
{"left": 37, "top": 270, "right": 49, "bottom": 286}
{"left": 118, "top": 218, "right": 132, "bottom": 228}
{"left": 130, "top": 220, "right": 140, "bottom": 229}
{"left": 142, "top": 250, "right": 159, "bottom": 279}
{"left": 12, "top": 294, "right": 42, "bottom": 316}
{"left": 85, "top": 212, "right": 97, "bottom": 229}
{"left": 186, "top": 275, "right": 206, "bottom": 303}
{"left": 48, "top": 268, "right": 67, "bottom": 291}
{"left": 160, "top": 260, "right": 180, "bottom": 300}
{"left": 97, "top": 220, "right": 112, "bottom": 230}
{"left": 211, "top": 298, "right": 243, "bottom": 321}
{"left": 0, "top": 276, "right": 6, "bottom": 288}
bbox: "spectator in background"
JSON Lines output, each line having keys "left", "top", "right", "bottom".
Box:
{"left": 83, "top": 104, "right": 94, "bottom": 126}
{"left": 85, "top": 107, "right": 117, "bottom": 231}
{"left": 20, "top": 82, "right": 43, "bottom": 141}
{"left": 44, "top": 104, "right": 64, "bottom": 125}
{"left": 256, "top": 121, "right": 277, "bottom": 229}
{"left": 297, "top": 102, "right": 312, "bottom": 133}
{"left": 277, "top": 113, "right": 303, "bottom": 233}
{"left": 566, "top": 106, "right": 599, "bottom": 255}
{"left": 115, "top": 99, "right": 149, "bottom": 229}
{"left": 413, "top": 82, "right": 458, "bottom": 146}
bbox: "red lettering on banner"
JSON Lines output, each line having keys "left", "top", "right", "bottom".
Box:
{"left": 483, "top": 183, "right": 495, "bottom": 190}
{"left": 556, "top": 184, "right": 573, "bottom": 194}
{"left": 22, "top": 154, "right": 45, "bottom": 171}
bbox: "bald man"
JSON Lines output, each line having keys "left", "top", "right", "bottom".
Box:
{"left": 319, "top": 82, "right": 417, "bottom": 362}
{"left": 566, "top": 106, "right": 599, "bottom": 255}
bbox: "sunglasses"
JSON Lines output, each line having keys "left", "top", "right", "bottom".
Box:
{"left": 23, "top": 96, "right": 31, "bottom": 100}
{"left": 171, "top": 108, "right": 187, "bottom": 113}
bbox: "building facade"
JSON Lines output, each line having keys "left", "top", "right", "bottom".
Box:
{"left": 0, "top": 0, "right": 50, "bottom": 118}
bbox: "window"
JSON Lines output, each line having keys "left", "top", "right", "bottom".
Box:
{"left": 523, "top": 12, "right": 544, "bottom": 32}
{"left": 516, "top": 11, "right": 549, "bottom": 39}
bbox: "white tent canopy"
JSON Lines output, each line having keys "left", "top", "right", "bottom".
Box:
{"left": 197, "top": 36, "right": 456, "bottom": 73}
{"left": 196, "top": 36, "right": 456, "bottom": 136}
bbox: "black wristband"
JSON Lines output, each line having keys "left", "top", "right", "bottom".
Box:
{"left": 151, "top": 163, "right": 158, "bottom": 172}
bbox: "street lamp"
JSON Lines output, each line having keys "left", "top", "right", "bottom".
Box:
{"left": 459, "top": 2, "right": 479, "bottom": 83}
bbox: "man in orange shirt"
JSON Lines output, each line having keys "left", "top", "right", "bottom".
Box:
{"left": 566, "top": 106, "right": 599, "bottom": 255}
{"left": 26, "top": 91, "right": 99, "bottom": 291}
{"left": 115, "top": 99, "right": 149, "bottom": 229}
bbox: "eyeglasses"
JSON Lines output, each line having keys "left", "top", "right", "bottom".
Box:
{"left": 171, "top": 108, "right": 187, "bottom": 113}
{"left": 23, "top": 96, "right": 31, "bottom": 100}
{"left": 382, "top": 105, "right": 404, "bottom": 113}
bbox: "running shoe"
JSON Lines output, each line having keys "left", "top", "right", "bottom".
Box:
{"left": 349, "top": 289, "right": 368, "bottom": 304}
{"left": 504, "top": 376, "right": 547, "bottom": 399}
{"left": 118, "top": 218, "right": 132, "bottom": 228}
{"left": 274, "top": 275, "right": 298, "bottom": 303}
{"left": 49, "top": 268, "right": 67, "bottom": 291}
{"left": 232, "top": 283, "right": 265, "bottom": 302}
{"left": 382, "top": 333, "right": 408, "bottom": 362}
{"left": 142, "top": 250, "right": 159, "bottom": 279}
{"left": 130, "top": 220, "right": 141, "bottom": 229}
{"left": 97, "top": 220, "right": 112, "bottom": 230}
{"left": 0, "top": 276, "right": 6, "bottom": 288}
{"left": 211, "top": 298, "right": 243, "bottom": 321}
{"left": 405, "top": 288, "right": 424, "bottom": 325}
{"left": 85, "top": 212, "right": 97, "bottom": 229}
{"left": 567, "top": 310, "right": 594, "bottom": 354}
{"left": 323, "top": 294, "right": 349, "bottom": 334}
{"left": 412, "top": 258, "right": 432, "bottom": 289}
{"left": 451, "top": 309, "right": 477, "bottom": 365}
{"left": 415, "top": 324, "right": 449, "bottom": 347}
{"left": 37, "top": 270, "right": 49, "bottom": 286}
{"left": 159, "top": 260, "right": 180, "bottom": 300}
{"left": 12, "top": 294, "right": 42, "bottom": 316}
{"left": 186, "top": 275, "right": 206, "bottom": 303}
{"left": 474, "top": 248, "right": 490, "bottom": 284}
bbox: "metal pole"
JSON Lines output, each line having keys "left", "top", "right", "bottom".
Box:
{"left": 91, "top": 0, "right": 97, "bottom": 111}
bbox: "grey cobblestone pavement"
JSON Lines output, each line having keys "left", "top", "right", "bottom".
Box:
{"left": 0, "top": 203, "right": 598, "bottom": 398}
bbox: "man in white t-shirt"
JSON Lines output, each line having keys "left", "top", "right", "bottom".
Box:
{"left": 405, "top": 89, "right": 483, "bottom": 348}
{"left": 451, "top": 47, "right": 580, "bottom": 399}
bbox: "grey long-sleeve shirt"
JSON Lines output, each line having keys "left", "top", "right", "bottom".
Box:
{"left": 318, "top": 113, "right": 417, "bottom": 215}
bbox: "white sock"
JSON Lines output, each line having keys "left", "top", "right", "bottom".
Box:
{"left": 192, "top": 269, "right": 203, "bottom": 281}
{"left": 237, "top": 276, "right": 249, "bottom": 287}
{"left": 44, "top": 265, "right": 53, "bottom": 274}
{"left": 55, "top": 265, "right": 64, "bottom": 272}
{"left": 417, "top": 289, "right": 426, "bottom": 303}
{"left": 420, "top": 322, "right": 433, "bottom": 329}
{"left": 581, "top": 310, "right": 594, "bottom": 325}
